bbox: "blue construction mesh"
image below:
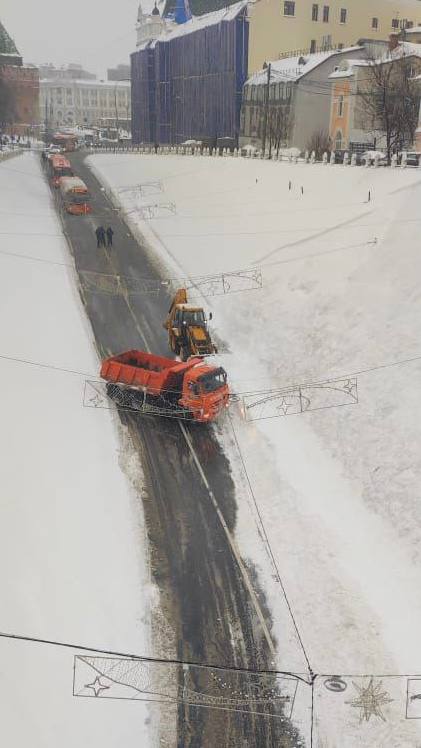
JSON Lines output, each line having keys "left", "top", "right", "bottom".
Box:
{"left": 131, "top": 8, "right": 248, "bottom": 145}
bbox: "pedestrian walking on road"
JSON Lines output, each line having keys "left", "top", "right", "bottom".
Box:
{"left": 106, "top": 226, "right": 114, "bottom": 247}
{"left": 95, "top": 226, "right": 106, "bottom": 248}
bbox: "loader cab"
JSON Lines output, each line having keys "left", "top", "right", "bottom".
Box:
{"left": 175, "top": 306, "right": 206, "bottom": 329}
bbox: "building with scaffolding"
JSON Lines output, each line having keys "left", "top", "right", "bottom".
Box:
{"left": 130, "top": 0, "right": 249, "bottom": 145}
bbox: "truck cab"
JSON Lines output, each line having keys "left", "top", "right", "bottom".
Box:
{"left": 179, "top": 364, "right": 229, "bottom": 422}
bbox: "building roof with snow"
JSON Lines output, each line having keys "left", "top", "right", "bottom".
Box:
{"left": 137, "top": 0, "right": 239, "bottom": 19}
{"left": 329, "top": 40, "right": 421, "bottom": 80}
{"left": 403, "top": 25, "right": 421, "bottom": 35}
{"left": 329, "top": 59, "right": 370, "bottom": 79}
{"left": 40, "top": 78, "right": 130, "bottom": 88}
{"left": 245, "top": 47, "right": 363, "bottom": 86}
{"left": 389, "top": 40, "right": 421, "bottom": 59}
{"left": 137, "top": 0, "right": 247, "bottom": 50}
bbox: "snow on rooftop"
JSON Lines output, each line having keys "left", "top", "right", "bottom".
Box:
{"left": 390, "top": 39, "right": 421, "bottom": 59}
{"left": 40, "top": 78, "right": 130, "bottom": 87}
{"left": 246, "top": 47, "right": 362, "bottom": 86}
{"left": 329, "top": 58, "right": 369, "bottom": 79}
{"left": 137, "top": 0, "right": 247, "bottom": 50}
{"left": 329, "top": 41, "right": 421, "bottom": 78}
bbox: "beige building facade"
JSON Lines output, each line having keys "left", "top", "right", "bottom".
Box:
{"left": 248, "top": 0, "right": 421, "bottom": 73}
{"left": 40, "top": 79, "right": 131, "bottom": 129}
{"left": 328, "top": 41, "right": 421, "bottom": 153}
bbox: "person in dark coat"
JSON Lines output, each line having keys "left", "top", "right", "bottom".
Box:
{"left": 95, "top": 226, "right": 106, "bottom": 248}
{"left": 106, "top": 226, "right": 114, "bottom": 247}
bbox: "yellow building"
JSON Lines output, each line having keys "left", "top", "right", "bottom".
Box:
{"left": 248, "top": 0, "right": 421, "bottom": 72}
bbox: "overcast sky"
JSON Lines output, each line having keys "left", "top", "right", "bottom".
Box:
{"left": 2, "top": 0, "right": 137, "bottom": 77}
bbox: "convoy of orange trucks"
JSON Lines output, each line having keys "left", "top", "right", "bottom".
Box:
{"left": 44, "top": 152, "right": 229, "bottom": 423}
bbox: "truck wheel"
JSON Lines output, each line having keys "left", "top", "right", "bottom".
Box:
{"left": 129, "top": 390, "right": 145, "bottom": 411}
{"left": 106, "top": 383, "right": 125, "bottom": 406}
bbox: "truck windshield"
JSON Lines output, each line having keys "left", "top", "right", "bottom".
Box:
{"left": 197, "top": 368, "right": 227, "bottom": 393}
{"left": 182, "top": 310, "right": 205, "bottom": 325}
{"left": 70, "top": 194, "right": 90, "bottom": 204}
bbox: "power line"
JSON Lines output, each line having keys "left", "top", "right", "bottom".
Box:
{"left": 227, "top": 414, "right": 313, "bottom": 677}
{"left": 0, "top": 352, "right": 96, "bottom": 379}
{"left": 0, "top": 629, "right": 310, "bottom": 682}
{"left": 1, "top": 629, "right": 421, "bottom": 681}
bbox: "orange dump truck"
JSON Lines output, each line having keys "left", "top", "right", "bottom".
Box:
{"left": 50, "top": 154, "right": 73, "bottom": 187}
{"left": 59, "top": 176, "right": 92, "bottom": 214}
{"left": 100, "top": 349, "right": 229, "bottom": 423}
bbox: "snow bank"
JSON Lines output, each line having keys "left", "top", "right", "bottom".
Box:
{"left": 89, "top": 152, "right": 421, "bottom": 745}
{"left": 90, "top": 155, "right": 421, "bottom": 746}
{"left": 0, "top": 153, "right": 155, "bottom": 747}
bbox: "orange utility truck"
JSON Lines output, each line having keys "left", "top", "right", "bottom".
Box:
{"left": 100, "top": 349, "right": 229, "bottom": 423}
{"left": 59, "top": 176, "right": 92, "bottom": 214}
{"left": 50, "top": 154, "right": 73, "bottom": 187}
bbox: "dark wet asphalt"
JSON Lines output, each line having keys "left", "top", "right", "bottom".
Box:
{"left": 58, "top": 152, "right": 302, "bottom": 747}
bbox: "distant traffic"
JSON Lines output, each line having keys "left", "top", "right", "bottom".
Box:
{"left": 42, "top": 135, "right": 91, "bottom": 215}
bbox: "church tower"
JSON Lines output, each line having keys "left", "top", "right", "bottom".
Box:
{"left": 136, "top": 1, "right": 166, "bottom": 46}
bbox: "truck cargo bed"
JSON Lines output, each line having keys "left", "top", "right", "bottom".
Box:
{"left": 100, "top": 349, "right": 202, "bottom": 394}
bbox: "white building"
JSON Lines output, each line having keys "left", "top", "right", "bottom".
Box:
{"left": 136, "top": 0, "right": 167, "bottom": 47}
{"left": 40, "top": 78, "right": 131, "bottom": 129}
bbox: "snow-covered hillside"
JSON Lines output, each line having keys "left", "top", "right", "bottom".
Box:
{"left": 89, "top": 152, "right": 421, "bottom": 746}
{"left": 0, "top": 154, "right": 155, "bottom": 747}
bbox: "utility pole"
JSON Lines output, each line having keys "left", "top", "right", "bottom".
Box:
{"left": 261, "top": 62, "right": 271, "bottom": 157}
{"left": 44, "top": 92, "right": 49, "bottom": 144}
{"left": 114, "top": 84, "right": 120, "bottom": 142}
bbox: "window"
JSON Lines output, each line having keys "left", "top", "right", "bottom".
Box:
{"left": 312, "top": 3, "right": 318, "bottom": 21}
{"left": 391, "top": 18, "right": 399, "bottom": 29}
{"left": 323, "top": 5, "right": 329, "bottom": 22}
{"left": 372, "top": 17, "right": 378, "bottom": 29}
{"left": 284, "top": 1, "right": 295, "bottom": 16}
{"left": 310, "top": 39, "right": 316, "bottom": 52}
{"left": 337, "top": 94, "right": 344, "bottom": 116}
{"left": 340, "top": 8, "right": 347, "bottom": 23}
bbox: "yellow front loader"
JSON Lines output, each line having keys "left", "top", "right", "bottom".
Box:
{"left": 164, "top": 288, "right": 217, "bottom": 361}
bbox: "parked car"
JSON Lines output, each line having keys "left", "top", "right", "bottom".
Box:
{"left": 398, "top": 151, "right": 421, "bottom": 166}
{"left": 241, "top": 143, "right": 259, "bottom": 157}
{"left": 361, "top": 150, "right": 388, "bottom": 166}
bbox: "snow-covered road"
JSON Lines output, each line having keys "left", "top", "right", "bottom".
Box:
{"left": 89, "top": 151, "right": 421, "bottom": 746}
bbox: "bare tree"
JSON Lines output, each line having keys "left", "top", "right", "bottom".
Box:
{"left": 356, "top": 53, "right": 420, "bottom": 163}
{"left": 306, "top": 128, "right": 331, "bottom": 160}
{"left": 267, "top": 104, "right": 293, "bottom": 158}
